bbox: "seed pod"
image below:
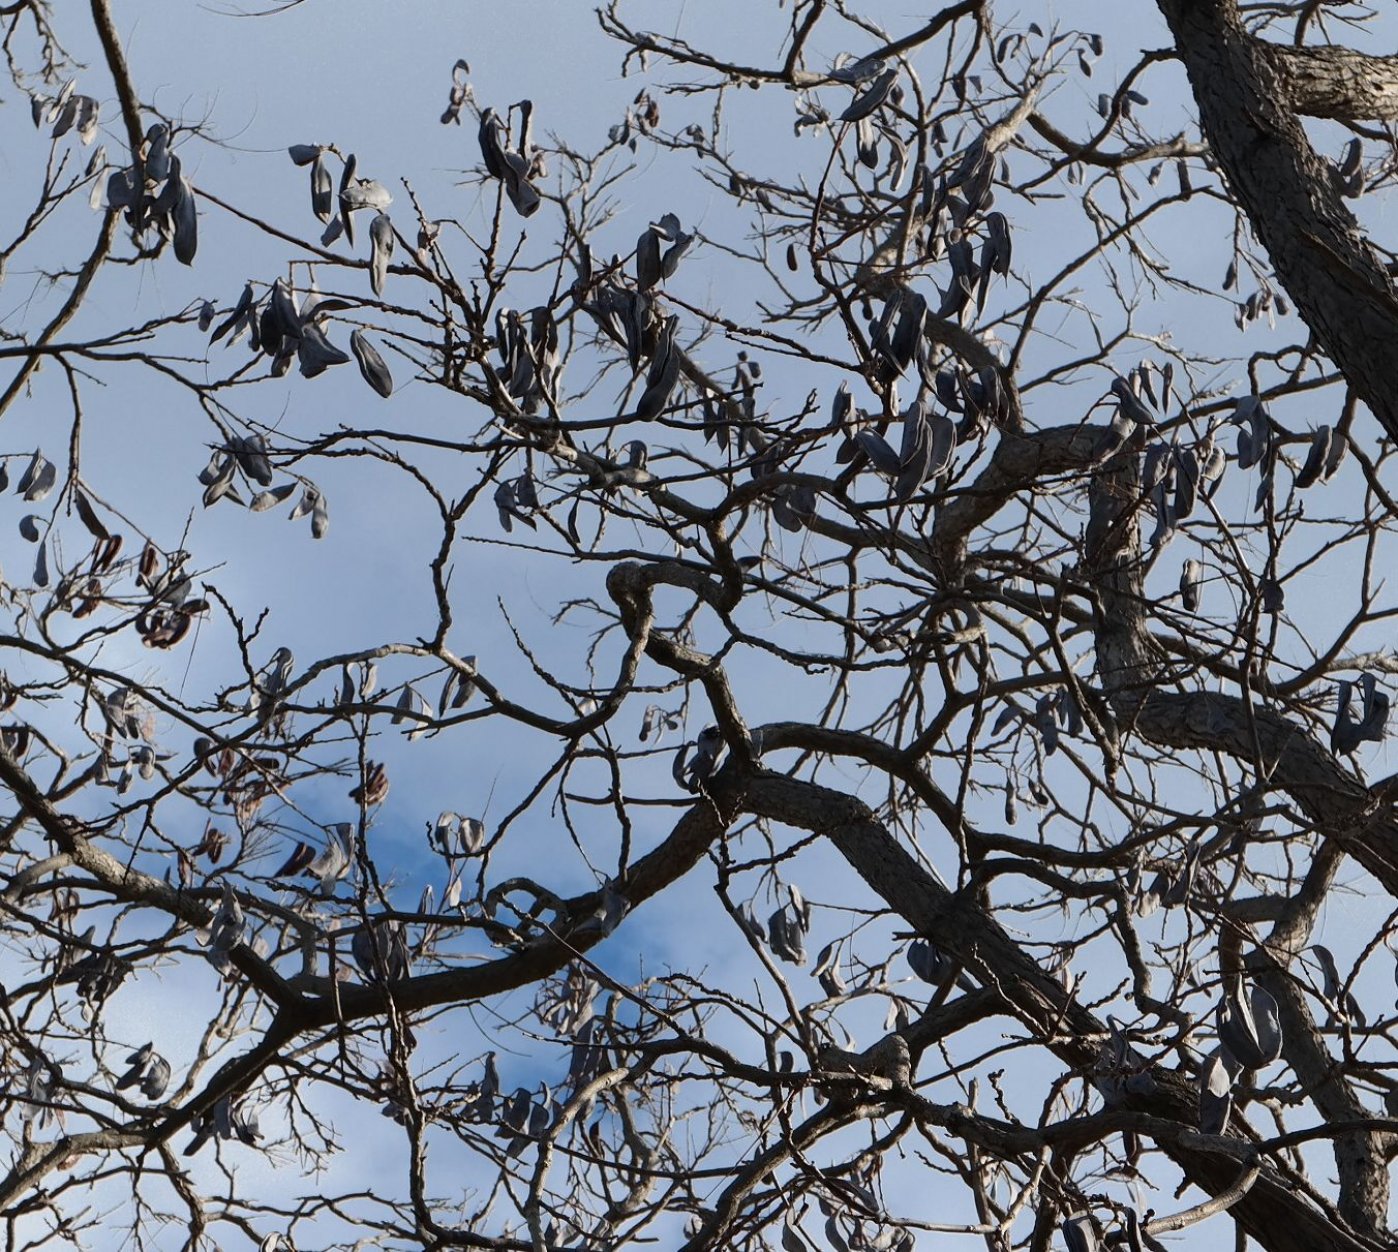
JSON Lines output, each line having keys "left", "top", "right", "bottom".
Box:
{"left": 1198, "top": 1048, "right": 1235, "bottom": 1134}
{"left": 840, "top": 66, "right": 898, "bottom": 122}
{"left": 1060, "top": 1215, "right": 1098, "bottom": 1252}
{"left": 1232, "top": 395, "right": 1271, "bottom": 470}
{"left": 1173, "top": 445, "right": 1199, "bottom": 519}
{"left": 1332, "top": 679, "right": 1363, "bottom": 754}
{"left": 1216, "top": 980, "right": 1282, "bottom": 1069}
{"left": 1180, "top": 558, "right": 1202, "bottom": 612}
{"left": 368, "top": 213, "right": 394, "bottom": 296}
{"left": 339, "top": 178, "right": 392, "bottom": 213}
{"left": 1111, "top": 375, "right": 1155, "bottom": 427}
{"left": 310, "top": 154, "right": 333, "bottom": 223}
{"left": 17, "top": 450, "right": 56, "bottom": 502}
{"left": 854, "top": 428, "right": 900, "bottom": 476}
{"left": 231, "top": 434, "right": 274, "bottom": 486}
{"left": 350, "top": 330, "right": 393, "bottom": 398}
{"left": 1357, "top": 671, "right": 1390, "bottom": 744}
{"left": 172, "top": 178, "right": 198, "bottom": 265}
{"left": 144, "top": 123, "right": 171, "bottom": 182}
{"left": 636, "top": 315, "right": 680, "bottom": 420}
{"left": 297, "top": 323, "right": 350, "bottom": 378}
{"left": 653, "top": 212, "right": 693, "bottom": 278}
{"left": 1295, "top": 425, "right": 1332, "bottom": 489}
{"left": 635, "top": 226, "right": 662, "bottom": 291}
{"left": 893, "top": 400, "right": 938, "bottom": 501}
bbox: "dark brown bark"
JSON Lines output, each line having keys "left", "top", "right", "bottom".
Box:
{"left": 1158, "top": 0, "right": 1398, "bottom": 443}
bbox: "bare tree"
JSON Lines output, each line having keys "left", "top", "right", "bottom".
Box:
{"left": 4, "top": 1, "right": 1398, "bottom": 1249}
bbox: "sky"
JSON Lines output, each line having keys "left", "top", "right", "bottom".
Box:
{"left": 3, "top": 2, "right": 1398, "bottom": 1250}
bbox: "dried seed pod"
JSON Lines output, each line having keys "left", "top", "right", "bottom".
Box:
{"left": 1180, "top": 558, "right": 1203, "bottom": 611}
{"left": 840, "top": 66, "right": 898, "bottom": 122}
{"left": 297, "top": 324, "right": 350, "bottom": 378}
{"left": 368, "top": 213, "right": 394, "bottom": 296}
{"left": 636, "top": 315, "right": 680, "bottom": 420}
{"left": 1295, "top": 425, "right": 1332, "bottom": 489}
{"left": 350, "top": 330, "right": 393, "bottom": 398}
{"left": 310, "top": 153, "right": 333, "bottom": 223}
{"left": 172, "top": 177, "right": 197, "bottom": 265}
{"left": 1198, "top": 1048, "right": 1235, "bottom": 1135}
{"left": 1216, "top": 980, "right": 1282, "bottom": 1069}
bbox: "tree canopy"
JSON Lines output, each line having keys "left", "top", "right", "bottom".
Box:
{"left": 5, "top": 2, "right": 1398, "bottom": 1250}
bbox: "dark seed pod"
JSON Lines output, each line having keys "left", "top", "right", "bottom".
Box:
{"left": 840, "top": 66, "right": 898, "bottom": 122}
{"left": 310, "top": 154, "right": 333, "bottom": 223}
{"left": 350, "top": 330, "right": 393, "bottom": 398}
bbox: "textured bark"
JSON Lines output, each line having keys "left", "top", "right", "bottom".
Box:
{"left": 1158, "top": 0, "right": 1398, "bottom": 442}
{"left": 1268, "top": 42, "right": 1398, "bottom": 122}
{"left": 1081, "top": 430, "right": 1156, "bottom": 697}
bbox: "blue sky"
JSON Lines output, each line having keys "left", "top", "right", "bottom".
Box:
{"left": 4, "top": 2, "right": 1398, "bottom": 1249}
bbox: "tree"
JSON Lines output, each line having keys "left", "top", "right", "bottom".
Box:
{"left": 3, "top": 0, "right": 1398, "bottom": 1248}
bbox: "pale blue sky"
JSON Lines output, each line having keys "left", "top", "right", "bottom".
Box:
{"left": 3, "top": 2, "right": 1397, "bottom": 1248}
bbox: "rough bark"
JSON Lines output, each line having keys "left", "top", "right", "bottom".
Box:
{"left": 1252, "top": 958, "right": 1392, "bottom": 1238}
{"left": 930, "top": 424, "right": 1113, "bottom": 579}
{"left": 1158, "top": 0, "right": 1398, "bottom": 442}
{"left": 1268, "top": 41, "right": 1398, "bottom": 122}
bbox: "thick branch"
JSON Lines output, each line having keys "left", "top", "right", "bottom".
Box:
{"left": 1158, "top": 0, "right": 1398, "bottom": 441}
{"left": 1267, "top": 41, "right": 1398, "bottom": 121}
{"left": 931, "top": 423, "right": 1115, "bottom": 579}
{"left": 1252, "top": 954, "right": 1391, "bottom": 1237}
{"left": 1081, "top": 418, "right": 1394, "bottom": 1233}
{"left": 739, "top": 769, "right": 1382, "bottom": 1252}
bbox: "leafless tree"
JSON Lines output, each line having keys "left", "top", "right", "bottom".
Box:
{"left": 4, "top": 1, "right": 1398, "bottom": 1250}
